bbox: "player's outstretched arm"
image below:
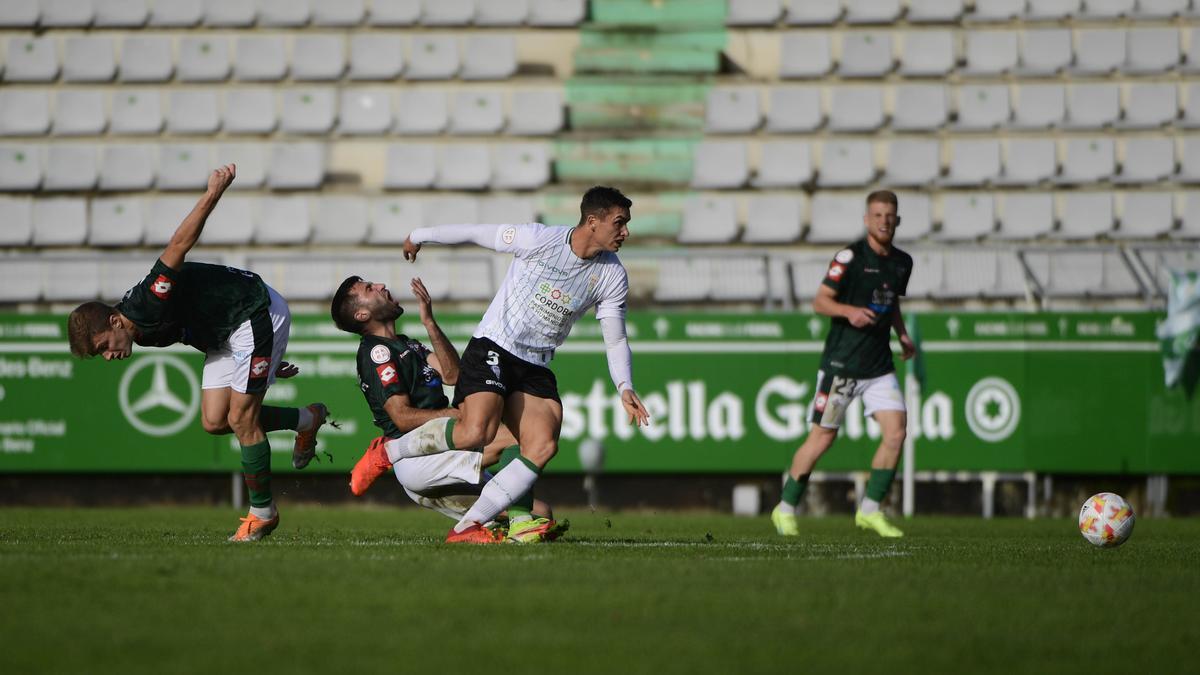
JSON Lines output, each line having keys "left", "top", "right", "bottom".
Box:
{"left": 411, "top": 277, "right": 461, "bottom": 384}
{"left": 159, "top": 164, "right": 235, "bottom": 270}
{"left": 403, "top": 223, "right": 531, "bottom": 262}
{"left": 892, "top": 299, "right": 916, "bottom": 360}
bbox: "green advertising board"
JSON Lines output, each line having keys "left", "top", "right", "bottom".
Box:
{"left": 0, "top": 312, "right": 1197, "bottom": 475}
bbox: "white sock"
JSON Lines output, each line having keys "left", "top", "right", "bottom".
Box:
{"left": 296, "top": 407, "right": 314, "bottom": 432}
{"left": 410, "top": 417, "right": 453, "bottom": 456}
{"left": 249, "top": 503, "right": 276, "bottom": 520}
{"left": 384, "top": 435, "right": 411, "bottom": 464}
{"left": 859, "top": 497, "right": 881, "bottom": 515}
{"left": 453, "top": 460, "right": 539, "bottom": 533}
{"left": 775, "top": 501, "right": 795, "bottom": 514}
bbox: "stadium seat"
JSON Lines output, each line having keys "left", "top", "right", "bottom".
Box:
{"left": 1178, "top": 193, "right": 1200, "bottom": 238}
{"left": 1063, "top": 83, "right": 1119, "bottom": 129}
{"left": 816, "top": 140, "right": 874, "bottom": 187}
{"left": 679, "top": 195, "right": 739, "bottom": 244}
{"left": 978, "top": 250, "right": 1030, "bottom": 298}
{"left": 692, "top": 141, "right": 749, "bottom": 189}
{"left": 235, "top": 36, "right": 287, "bottom": 81}
{"left": 43, "top": 144, "right": 98, "bottom": 190}
{"left": 178, "top": 35, "right": 232, "bottom": 81}
{"left": 1026, "top": 0, "right": 1081, "bottom": 19}
{"left": 705, "top": 87, "right": 761, "bottom": 134}
{"left": 120, "top": 36, "right": 173, "bottom": 82}
{"left": 167, "top": 90, "right": 219, "bottom": 134}
{"left": 779, "top": 33, "right": 832, "bottom": 78}
{"left": 654, "top": 258, "right": 711, "bottom": 302}
{"left": 0, "top": 0, "right": 39, "bottom": 26}
{"left": 89, "top": 196, "right": 145, "bottom": 246}
{"left": 899, "top": 31, "right": 955, "bottom": 76}
{"left": 996, "top": 193, "right": 1054, "bottom": 239}
{"left": 1073, "top": 29, "right": 1124, "bottom": 75}
{"left": 0, "top": 142, "right": 44, "bottom": 192}
{"left": 807, "top": 193, "right": 863, "bottom": 243}
{"left": 224, "top": 88, "right": 277, "bottom": 134}
{"left": 144, "top": 196, "right": 195, "bottom": 244}
{"left": 1054, "top": 192, "right": 1113, "bottom": 238}
{"left": 1031, "top": 250, "right": 1138, "bottom": 297}
{"left": 420, "top": 0, "right": 472, "bottom": 24}
{"left": 478, "top": 195, "right": 536, "bottom": 224}
{"left": 1114, "top": 192, "right": 1174, "bottom": 238}
{"left": 1183, "top": 84, "right": 1200, "bottom": 129}
{"left": 753, "top": 140, "right": 812, "bottom": 188}
{"left": 51, "top": 90, "right": 105, "bottom": 136}
{"left": 907, "top": 0, "right": 965, "bottom": 22}
{"left": 195, "top": 194, "right": 255, "bottom": 244}
{"left": 31, "top": 197, "right": 87, "bottom": 246}
{"left": 1183, "top": 28, "right": 1200, "bottom": 73}
{"left": 970, "top": 0, "right": 1025, "bottom": 20}
{"left": 266, "top": 260, "right": 338, "bottom": 301}
{"left": 528, "top": 0, "right": 585, "bottom": 26}
{"left": 1081, "top": 0, "right": 1133, "bottom": 17}
{"left": 281, "top": 88, "right": 336, "bottom": 134}
{"left": 369, "top": 196, "right": 423, "bottom": 244}
{"left": 367, "top": 0, "right": 419, "bottom": 25}
{"left": 63, "top": 37, "right": 116, "bottom": 82}
{"left": 828, "top": 87, "right": 884, "bottom": 132}
{"left": 202, "top": 0, "right": 254, "bottom": 26}
{"left": 338, "top": 88, "right": 392, "bottom": 134}
{"left": 449, "top": 90, "right": 504, "bottom": 134}
{"left": 0, "top": 195, "right": 33, "bottom": 246}
{"left": 157, "top": 144, "right": 211, "bottom": 190}
{"left": 384, "top": 143, "right": 436, "bottom": 189}
{"left": 933, "top": 249, "right": 999, "bottom": 300}
{"left": 396, "top": 89, "right": 447, "bottom": 134}
{"left": 963, "top": 31, "right": 1017, "bottom": 74}
{"left": 436, "top": 144, "right": 490, "bottom": 190}
{"left": 257, "top": 196, "right": 312, "bottom": 244}
{"left": 955, "top": 85, "right": 1010, "bottom": 130}
{"left": 475, "top": 0, "right": 527, "bottom": 25}
{"left": 424, "top": 195, "right": 478, "bottom": 226}
{"left": 892, "top": 84, "right": 948, "bottom": 131}
{"left": 997, "top": 138, "right": 1057, "bottom": 186}
{"left": 99, "top": 144, "right": 154, "bottom": 191}
{"left": 726, "top": 0, "right": 782, "bottom": 25}
{"left": 710, "top": 258, "right": 768, "bottom": 302}
{"left": 942, "top": 139, "right": 1001, "bottom": 186}
{"left": 447, "top": 258, "right": 494, "bottom": 301}
{"left": 1114, "top": 138, "right": 1175, "bottom": 184}
{"left": 292, "top": 35, "right": 345, "bottom": 81}
{"left": 1058, "top": 138, "right": 1115, "bottom": 184}
{"left": 4, "top": 36, "right": 58, "bottom": 82}
{"left": 744, "top": 194, "right": 804, "bottom": 244}
{"left": 311, "top": 0, "right": 363, "bottom": 25}
{"left": 1133, "top": 0, "right": 1188, "bottom": 17}
{"left": 492, "top": 143, "right": 550, "bottom": 190}
{"left": 1177, "top": 138, "right": 1200, "bottom": 183}
{"left": 508, "top": 90, "right": 564, "bottom": 135}
{"left": 267, "top": 143, "right": 325, "bottom": 189}
{"left": 938, "top": 193, "right": 995, "bottom": 240}
{"left": 349, "top": 35, "right": 404, "bottom": 79}
{"left": 462, "top": 35, "right": 517, "bottom": 80}
{"left": 43, "top": 259, "right": 100, "bottom": 301}
{"left": 1017, "top": 29, "right": 1071, "bottom": 75}
{"left": 213, "top": 143, "right": 266, "bottom": 189}
{"left": 0, "top": 90, "right": 50, "bottom": 135}
{"left": 1125, "top": 28, "right": 1179, "bottom": 73}
{"left": 257, "top": 0, "right": 309, "bottom": 26}
{"left": 407, "top": 36, "right": 459, "bottom": 80}
{"left": 1119, "top": 83, "right": 1177, "bottom": 129}
{"left": 149, "top": 0, "right": 202, "bottom": 26}
{"left": 839, "top": 32, "right": 893, "bottom": 78}
{"left": 765, "top": 86, "right": 823, "bottom": 132}
{"left": 95, "top": 0, "right": 149, "bottom": 26}
{"left": 790, "top": 254, "right": 838, "bottom": 300}
{"left": 882, "top": 140, "right": 940, "bottom": 187}
{"left": 1012, "top": 84, "right": 1065, "bottom": 129}
{"left": 845, "top": 0, "right": 902, "bottom": 23}
{"left": 101, "top": 258, "right": 159, "bottom": 299}
{"left": 41, "top": 0, "right": 93, "bottom": 26}
{"left": 110, "top": 90, "right": 163, "bottom": 135}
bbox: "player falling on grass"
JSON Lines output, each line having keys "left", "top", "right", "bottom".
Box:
{"left": 772, "top": 190, "right": 916, "bottom": 539}
{"left": 66, "top": 165, "right": 331, "bottom": 542}
{"left": 396, "top": 186, "right": 651, "bottom": 543}
{"left": 330, "top": 275, "right": 565, "bottom": 543}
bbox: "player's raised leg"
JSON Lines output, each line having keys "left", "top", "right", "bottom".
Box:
{"left": 855, "top": 409, "right": 906, "bottom": 538}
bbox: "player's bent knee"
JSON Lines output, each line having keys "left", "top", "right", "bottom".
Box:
{"left": 456, "top": 418, "right": 499, "bottom": 450}
{"left": 201, "top": 416, "right": 230, "bottom": 435}
{"left": 522, "top": 442, "right": 558, "bottom": 467}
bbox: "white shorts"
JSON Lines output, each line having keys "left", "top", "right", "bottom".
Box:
{"left": 201, "top": 285, "right": 290, "bottom": 395}
{"left": 393, "top": 450, "right": 484, "bottom": 495}
{"left": 810, "top": 369, "right": 906, "bottom": 429}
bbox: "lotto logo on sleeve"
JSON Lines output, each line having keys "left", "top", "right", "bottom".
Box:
{"left": 827, "top": 263, "right": 846, "bottom": 281}
{"left": 249, "top": 357, "right": 271, "bottom": 379}
{"left": 151, "top": 275, "right": 174, "bottom": 300}
{"left": 376, "top": 363, "right": 398, "bottom": 386}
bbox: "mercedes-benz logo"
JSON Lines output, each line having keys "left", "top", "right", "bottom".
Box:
{"left": 118, "top": 355, "right": 200, "bottom": 437}
{"left": 965, "top": 376, "right": 1021, "bottom": 443}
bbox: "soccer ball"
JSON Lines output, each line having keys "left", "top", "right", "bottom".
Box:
{"left": 1078, "top": 492, "right": 1135, "bottom": 548}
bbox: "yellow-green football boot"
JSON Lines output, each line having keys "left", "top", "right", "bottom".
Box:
{"left": 855, "top": 510, "right": 904, "bottom": 538}
{"left": 771, "top": 505, "right": 799, "bottom": 536}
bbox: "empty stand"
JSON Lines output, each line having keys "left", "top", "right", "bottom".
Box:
{"left": 894, "top": 192, "right": 933, "bottom": 241}
{"left": 508, "top": 90, "right": 564, "bottom": 135}
{"left": 178, "top": 35, "right": 232, "bottom": 81}
{"left": 779, "top": 33, "right": 832, "bottom": 78}
{"left": 998, "top": 138, "right": 1057, "bottom": 186}
{"left": 369, "top": 196, "right": 423, "bottom": 244}
{"left": 349, "top": 35, "right": 405, "bottom": 80}
{"left": 99, "top": 144, "right": 154, "bottom": 190}
{"left": 292, "top": 35, "right": 346, "bottom": 81}
{"left": 710, "top": 258, "right": 768, "bottom": 302}
{"left": 63, "top": 37, "right": 116, "bottom": 83}
{"left": 384, "top": 143, "right": 436, "bottom": 189}
{"left": 120, "top": 37, "right": 174, "bottom": 82}
{"left": 744, "top": 194, "right": 804, "bottom": 244}
{"left": 939, "top": 193, "right": 995, "bottom": 240}
{"left": 44, "top": 144, "right": 99, "bottom": 190}
{"left": 679, "top": 196, "right": 739, "bottom": 244}
{"left": 1058, "top": 138, "right": 1115, "bottom": 184}
{"left": 396, "top": 89, "right": 448, "bottom": 134}
{"left": 1114, "top": 192, "right": 1174, "bottom": 238}
{"left": 4, "top": 36, "right": 58, "bottom": 82}
{"left": 407, "top": 35, "right": 460, "bottom": 80}
{"left": 449, "top": 91, "right": 505, "bottom": 135}
{"left": 0, "top": 196, "right": 33, "bottom": 245}
{"left": 461, "top": 35, "right": 517, "bottom": 80}
{"left": 899, "top": 30, "right": 955, "bottom": 76}
{"left": 1073, "top": 28, "right": 1125, "bottom": 75}
{"left": 225, "top": 88, "right": 277, "bottom": 134}
{"left": 492, "top": 143, "right": 551, "bottom": 190}
{"left": 838, "top": 32, "right": 893, "bottom": 78}
{"left": 435, "top": 144, "right": 490, "bottom": 190}
{"left": 828, "top": 87, "right": 884, "bottom": 132}
{"left": 997, "top": 193, "right": 1054, "bottom": 239}
{"left": 892, "top": 84, "right": 948, "bottom": 131}
{"left": 1055, "top": 193, "right": 1114, "bottom": 238}
{"left": 706, "top": 87, "right": 761, "bottom": 134}
{"left": 89, "top": 196, "right": 145, "bottom": 247}
{"left": 257, "top": 196, "right": 312, "bottom": 244}
{"left": 280, "top": 88, "right": 337, "bottom": 134}
{"left": 765, "top": 86, "right": 823, "bottom": 132}
{"left": 0, "top": 90, "right": 50, "bottom": 136}
{"left": 955, "top": 85, "right": 1010, "bottom": 130}
{"left": 267, "top": 143, "right": 324, "bottom": 189}
{"left": 1114, "top": 138, "right": 1174, "bottom": 184}
{"left": 963, "top": 31, "right": 1017, "bottom": 74}
{"left": 32, "top": 197, "right": 87, "bottom": 246}
{"left": 942, "top": 139, "right": 1001, "bottom": 186}
{"left": 339, "top": 89, "right": 393, "bottom": 135}
{"left": 1012, "top": 84, "right": 1064, "bottom": 129}
{"left": 1119, "top": 83, "right": 1177, "bottom": 129}
{"left": 816, "top": 140, "right": 874, "bottom": 187}
{"left": 692, "top": 141, "right": 749, "bottom": 189}
{"left": 753, "top": 140, "right": 812, "bottom": 188}
{"left": 1063, "top": 84, "right": 1120, "bottom": 129}
{"left": 807, "top": 193, "right": 863, "bottom": 243}
{"left": 1017, "top": 29, "right": 1070, "bottom": 75}
{"left": 883, "top": 140, "right": 940, "bottom": 187}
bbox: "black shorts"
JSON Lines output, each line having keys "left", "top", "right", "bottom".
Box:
{"left": 451, "top": 337, "right": 560, "bottom": 406}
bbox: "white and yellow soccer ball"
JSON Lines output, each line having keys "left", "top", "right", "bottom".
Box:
{"left": 1078, "top": 492, "right": 1135, "bottom": 548}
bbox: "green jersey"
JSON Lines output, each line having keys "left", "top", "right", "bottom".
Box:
{"left": 115, "top": 259, "right": 271, "bottom": 352}
{"left": 356, "top": 334, "right": 450, "bottom": 439}
{"left": 818, "top": 238, "right": 913, "bottom": 379}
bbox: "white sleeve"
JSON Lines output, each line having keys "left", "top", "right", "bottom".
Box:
{"left": 409, "top": 223, "right": 547, "bottom": 257}
{"left": 594, "top": 264, "right": 628, "bottom": 321}
{"left": 600, "top": 315, "right": 633, "bottom": 394}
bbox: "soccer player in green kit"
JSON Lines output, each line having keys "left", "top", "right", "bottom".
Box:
{"left": 772, "top": 190, "right": 916, "bottom": 538}
{"left": 66, "top": 165, "right": 331, "bottom": 542}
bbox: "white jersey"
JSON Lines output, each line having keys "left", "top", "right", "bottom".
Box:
{"left": 410, "top": 223, "right": 629, "bottom": 367}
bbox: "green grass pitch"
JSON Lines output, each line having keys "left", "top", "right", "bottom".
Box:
{"left": 1, "top": 507, "right": 1197, "bottom": 675}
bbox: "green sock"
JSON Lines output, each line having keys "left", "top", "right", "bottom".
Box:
{"left": 781, "top": 473, "right": 810, "bottom": 508}
{"left": 240, "top": 439, "right": 273, "bottom": 508}
{"left": 866, "top": 468, "right": 897, "bottom": 503}
{"left": 445, "top": 417, "right": 457, "bottom": 450}
{"left": 259, "top": 406, "right": 299, "bottom": 432}
{"left": 496, "top": 445, "right": 534, "bottom": 515}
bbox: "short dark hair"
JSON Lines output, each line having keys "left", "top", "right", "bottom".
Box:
{"left": 67, "top": 302, "right": 116, "bottom": 358}
{"left": 579, "top": 186, "right": 632, "bottom": 224}
{"left": 330, "top": 276, "right": 364, "bottom": 334}
{"left": 866, "top": 190, "right": 899, "bottom": 209}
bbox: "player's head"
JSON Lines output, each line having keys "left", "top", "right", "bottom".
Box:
{"left": 67, "top": 302, "right": 135, "bottom": 360}
{"left": 579, "top": 186, "right": 632, "bottom": 252}
{"left": 331, "top": 275, "right": 403, "bottom": 335}
{"left": 863, "top": 190, "right": 900, "bottom": 246}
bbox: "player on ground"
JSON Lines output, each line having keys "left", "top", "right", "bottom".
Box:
{"left": 772, "top": 190, "right": 916, "bottom": 538}
{"left": 66, "top": 165, "right": 331, "bottom": 542}
{"left": 397, "top": 186, "right": 651, "bottom": 543}
{"left": 330, "top": 274, "right": 564, "bottom": 543}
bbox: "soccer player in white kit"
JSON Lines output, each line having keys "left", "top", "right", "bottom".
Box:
{"left": 399, "top": 186, "right": 651, "bottom": 543}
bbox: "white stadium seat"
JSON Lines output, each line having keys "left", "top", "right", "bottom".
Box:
{"left": 997, "top": 138, "right": 1057, "bottom": 186}
{"left": 882, "top": 140, "right": 940, "bottom": 187}
{"left": 839, "top": 32, "right": 893, "bottom": 78}
{"left": 1030, "top": 251, "right": 1137, "bottom": 297}
{"left": 110, "top": 90, "right": 162, "bottom": 134}
{"left": 1179, "top": 193, "right": 1200, "bottom": 238}
{"left": 257, "top": 0, "right": 309, "bottom": 26}
{"left": 744, "top": 194, "right": 804, "bottom": 244}
{"left": 1184, "top": 28, "right": 1200, "bottom": 73}
{"left": 157, "top": 144, "right": 211, "bottom": 190}
{"left": 508, "top": 90, "right": 564, "bottom": 135}
{"left": 907, "top": 0, "right": 965, "bottom": 22}
{"left": 120, "top": 36, "right": 173, "bottom": 82}
{"left": 292, "top": 35, "right": 345, "bottom": 81}
{"left": 655, "top": 258, "right": 711, "bottom": 302}
{"left": 424, "top": 195, "right": 478, "bottom": 226}
{"left": 970, "top": 0, "right": 1025, "bottom": 21}
{"left": 0, "top": 0, "right": 39, "bottom": 27}
{"left": 267, "top": 143, "right": 324, "bottom": 189}
{"left": 396, "top": 90, "right": 448, "bottom": 134}
{"left": 145, "top": 196, "right": 195, "bottom": 245}
{"left": 40, "top": 0, "right": 93, "bottom": 26}
{"left": 779, "top": 33, "right": 832, "bottom": 78}
{"left": 150, "top": 0, "right": 202, "bottom": 26}
{"left": 996, "top": 193, "right": 1054, "bottom": 239}
{"left": 1114, "top": 192, "right": 1173, "bottom": 238}
{"left": 52, "top": 90, "right": 105, "bottom": 135}
{"left": 44, "top": 260, "right": 100, "bottom": 301}
{"left": 942, "top": 139, "right": 1001, "bottom": 186}
{"left": 816, "top": 140, "right": 874, "bottom": 187}
{"left": 1058, "top": 138, "right": 1115, "bottom": 184}
{"left": 528, "top": 0, "right": 585, "bottom": 26}
{"left": 1073, "top": 29, "right": 1124, "bottom": 75}
{"left": 0, "top": 144, "right": 40, "bottom": 190}
{"left": 1012, "top": 84, "right": 1064, "bottom": 129}
{"left": 1026, "top": 0, "right": 1080, "bottom": 20}
{"left": 955, "top": 85, "right": 1010, "bottom": 130}
{"left": 845, "top": 0, "right": 902, "bottom": 23}
{"left": 257, "top": 196, "right": 311, "bottom": 244}
{"left": 727, "top": 0, "right": 782, "bottom": 25}
{"left": 1114, "top": 138, "right": 1175, "bottom": 184}
{"left": 784, "top": 0, "right": 840, "bottom": 24}
{"left": 807, "top": 193, "right": 862, "bottom": 243}
{"left": 198, "top": 195, "right": 255, "bottom": 244}
{"left": 1183, "top": 84, "right": 1200, "bottom": 129}
{"left": 89, "top": 196, "right": 145, "bottom": 247}
{"left": 939, "top": 193, "right": 995, "bottom": 240}
{"left": 349, "top": 35, "right": 404, "bottom": 80}
{"left": 710, "top": 258, "right": 768, "bottom": 302}
{"left": 421, "top": 0, "right": 473, "bottom": 25}
{"left": 1133, "top": 0, "right": 1188, "bottom": 18}
{"left": 1177, "top": 138, "right": 1200, "bottom": 183}
{"left": 407, "top": 36, "right": 459, "bottom": 80}
{"left": 369, "top": 196, "right": 423, "bottom": 244}
{"left": 1125, "top": 28, "right": 1179, "bottom": 73}
{"left": 491, "top": 143, "right": 550, "bottom": 190}
{"left": 828, "top": 87, "right": 884, "bottom": 132}
{"left": 476, "top": 0, "right": 528, "bottom": 25}
{"left": 94, "top": 0, "right": 149, "bottom": 27}
{"left": 706, "top": 87, "right": 761, "bottom": 134}
{"left": 893, "top": 192, "right": 932, "bottom": 241}
{"left": 339, "top": 89, "right": 393, "bottom": 135}
{"left": 462, "top": 35, "right": 517, "bottom": 80}
{"left": 99, "top": 144, "right": 154, "bottom": 190}
{"left": 754, "top": 140, "right": 812, "bottom": 188}
{"left": 934, "top": 250, "right": 999, "bottom": 299}
{"left": 44, "top": 144, "right": 99, "bottom": 190}
{"left": 312, "top": 0, "right": 364, "bottom": 25}
{"left": 368, "top": 0, "right": 419, "bottom": 25}
{"left": 1082, "top": 0, "right": 1133, "bottom": 18}
{"left": 1119, "top": 83, "right": 1177, "bottom": 129}
{"left": 4, "top": 36, "right": 58, "bottom": 82}
{"left": 1017, "top": 29, "right": 1071, "bottom": 75}
{"left": 766, "top": 86, "right": 823, "bottom": 132}
{"left": 167, "top": 90, "right": 219, "bottom": 134}
{"left": 224, "top": 88, "right": 276, "bottom": 134}
{"left": 449, "top": 90, "right": 504, "bottom": 135}
{"left": 478, "top": 195, "right": 536, "bottom": 224}
{"left": 178, "top": 35, "right": 231, "bottom": 81}
{"left": 101, "top": 259, "right": 159, "bottom": 299}
{"left": 678, "top": 195, "right": 739, "bottom": 244}
{"left": 1063, "top": 84, "right": 1120, "bottom": 129}
{"left": 892, "top": 84, "right": 948, "bottom": 131}
{"left": 963, "top": 31, "right": 1017, "bottom": 74}
{"left": 0, "top": 90, "right": 50, "bottom": 136}
{"left": 32, "top": 197, "right": 88, "bottom": 246}
{"left": 448, "top": 258, "right": 494, "bottom": 301}
{"left": 213, "top": 143, "right": 266, "bottom": 188}
{"left": 63, "top": 37, "right": 116, "bottom": 82}
{"left": 1054, "top": 193, "right": 1113, "bottom": 238}
{"left": 436, "top": 144, "right": 490, "bottom": 190}
{"left": 235, "top": 36, "right": 287, "bottom": 81}
{"left": 692, "top": 141, "right": 749, "bottom": 189}
{"left": 0, "top": 196, "right": 33, "bottom": 245}
{"left": 899, "top": 31, "right": 955, "bottom": 76}
{"left": 280, "top": 88, "right": 336, "bottom": 134}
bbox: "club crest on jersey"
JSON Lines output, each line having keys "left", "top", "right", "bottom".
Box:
{"left": 835, "top": 249, "right": 854, "bottom": 264}
{"left": 827, "top": 263, "right": 846, "bottom": 281}
{"left": 370, "top": 344, "right": 391, "bottom": 364}
{"left": 151, "top": 275, "right": 173, "bottom": 300}
{"left": 377, "top": 363, "right": 398, "bottom": 386}
{"left": 249, "top": 357, "right": 271, "bottom": 379}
